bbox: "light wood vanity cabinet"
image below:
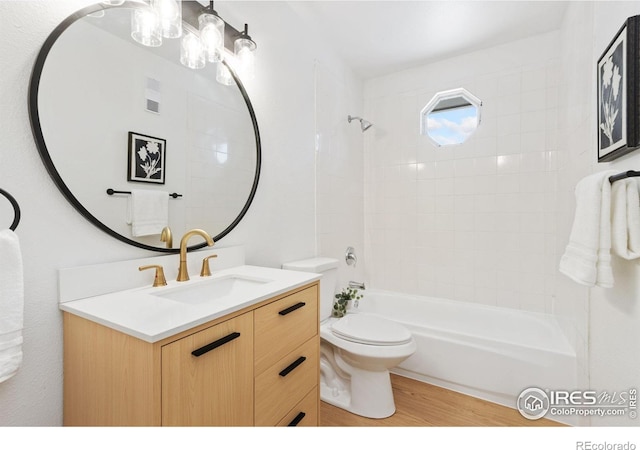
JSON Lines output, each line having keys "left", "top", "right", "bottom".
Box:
{"left": 161, "top": 312, "right": 254, "bottom": 426}
{"left": 63, "top": 282, "right": 319, "bottom": 427}
{"left": 254, "top": 286, "right": 320, "bottom": 426}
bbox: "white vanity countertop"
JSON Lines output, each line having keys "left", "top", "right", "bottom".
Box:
{"left": 59, "top": 265, "right": 321, "bottom": 343}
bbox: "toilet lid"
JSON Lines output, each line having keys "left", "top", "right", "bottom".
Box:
{"left": 331, "top": 314, "right": 412, "bottom": 345}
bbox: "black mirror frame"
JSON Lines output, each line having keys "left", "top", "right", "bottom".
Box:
{"left": 28, "top": 1, "right": 261, "bottom": 253}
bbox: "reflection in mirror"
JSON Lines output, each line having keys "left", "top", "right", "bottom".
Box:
{"left": 420, "top": 88, "right": 482, "bottom": 147}
{"left": 30, "top": 3, "right": 260, "bottom": 252}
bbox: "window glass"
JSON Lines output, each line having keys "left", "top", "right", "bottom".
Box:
{"left": 420, "top": 88, "right": 481, "bottom": 147}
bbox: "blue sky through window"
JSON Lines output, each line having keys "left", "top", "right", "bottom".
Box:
{"left": 426, "top": 105, "right": 478, "bottom": 146}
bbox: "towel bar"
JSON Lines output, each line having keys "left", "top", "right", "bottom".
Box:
{"left": 106, "top": 188, "right": 182, "bottom": 198}
{"left": 609, "top": 170, "right": 640, "bottom": 183}
{"left": 0, "top": 188, "right": 20, "bottom": 231}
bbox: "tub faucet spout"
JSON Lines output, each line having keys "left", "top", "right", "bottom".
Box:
{"left": 349, "top": 281, "right": 365, "bottom": 290}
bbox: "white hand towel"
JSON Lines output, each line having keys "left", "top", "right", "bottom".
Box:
{"left": 0, "top": 229, "right": 24, "bottom": 383}
{"left": 126, "top": 190, "right": 169, "bottom": 237}
{"left": 559, "top": 171, "right": 616, "bottom": 288}
{"left": 611, "top": 178, "right": 640, "bottom": 260}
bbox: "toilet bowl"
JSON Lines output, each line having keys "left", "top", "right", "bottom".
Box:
{"left": 282, "top": 257, "right": 416, "bottom": 419}
{"left": 320, "top": 314, "right": 417, "bottom": 418}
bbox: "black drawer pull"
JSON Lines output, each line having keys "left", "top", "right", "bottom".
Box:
{"left": 191, "top": 332, "right": 241, "bottom": 357}
{"left": 287, "top": 412, "right": 306, "bottom": 426}
{"left": 279, "top": 356, "right": 306, "bottom": 377}
{"left": 278, "top": 302, "right": 306, "bottom": 316}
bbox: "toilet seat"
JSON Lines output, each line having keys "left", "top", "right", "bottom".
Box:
{"left": 331, "top": 314, "right": 412, "bottom": 345}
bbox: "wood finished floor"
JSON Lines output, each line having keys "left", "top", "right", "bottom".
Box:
{"left": 320, "top": 374, "right": 564, "bottom": 427}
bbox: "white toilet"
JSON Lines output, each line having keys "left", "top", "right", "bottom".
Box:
{"left": 282, "top": 257, "right": 416, "bottom": 419}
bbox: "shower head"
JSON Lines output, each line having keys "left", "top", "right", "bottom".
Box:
{"left": 348, "top": 115, "right": 373, "bottom": 132}
{"left": 360, "top": 119, "right": 373, "bottom": 132}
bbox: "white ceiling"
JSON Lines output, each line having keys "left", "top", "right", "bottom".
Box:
{"left": 291, "top": 1, "right": 569, "bottom": 79}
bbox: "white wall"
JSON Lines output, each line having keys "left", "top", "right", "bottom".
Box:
{"left": 0, "top": 0, "right": 362, "bottom": 426}
{"left": 363, "top": 32, "right": 561, "bottom": 314}
{"left": 557, "top": 0, "right": 640, "bottom": 427}
{"left": 583, "top": 2, "right": 640, "bottom": 426}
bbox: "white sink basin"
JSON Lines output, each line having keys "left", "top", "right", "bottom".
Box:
{"left": 59, "top": 264, "right": 322, "bottom": 343}
{"left": 152, "top": 275, "right": 272, "bottom": 305}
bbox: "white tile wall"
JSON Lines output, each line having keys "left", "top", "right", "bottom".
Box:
{"left": 364, "top": 31, "right": 561, "bottom": 314}
{"left": 314, "top": 62, "right": 366, "bottom": 291}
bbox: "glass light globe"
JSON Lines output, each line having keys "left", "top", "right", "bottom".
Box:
{"left": 180, "top": 33, "right": 205, "bottom": 70}
{"left": 234, "top": 37, "right": 256, "bottom": 80}
{"left": 152, "top": 0, "right": 182, "bottom": 39}
{"left": 131, "top": 8, "right": 162, "bottom": 47}
{"left": 199, "top": 13, "right": 225, "bottom": 63}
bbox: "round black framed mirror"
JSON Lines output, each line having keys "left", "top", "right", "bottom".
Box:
{"left": 28, "top": 1, "right": 261, "bottom": 253}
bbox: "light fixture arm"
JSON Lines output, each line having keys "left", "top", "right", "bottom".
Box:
{"left": 204, "top": 1, "right": 218, "bottom": 16}
{"left": 241, "top": 23, "right": 252, "bottom": 41}
{"left": 181, "top": 0, "right": 249, "bottom": 53}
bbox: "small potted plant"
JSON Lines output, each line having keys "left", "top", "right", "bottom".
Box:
{"left": 332, "top": 287, "right": 363, "bottom": 318}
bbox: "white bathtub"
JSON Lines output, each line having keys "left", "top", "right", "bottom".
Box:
{"left": 353, "top": 290, "right": 577, "bottom": 410}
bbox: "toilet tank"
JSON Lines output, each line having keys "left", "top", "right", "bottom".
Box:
{"left": 282, "top": 257, "right": 338, "bottom": 320}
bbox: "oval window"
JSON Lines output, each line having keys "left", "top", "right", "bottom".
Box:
{"left": 420, "top": 88, "right": 482, "bottom": 147}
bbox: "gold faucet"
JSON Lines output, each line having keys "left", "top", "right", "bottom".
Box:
{"left": 177, "top": 229, "right": 214, "bottom": 282}
{"left": 160, "top": 226, "right": 173, "bottom": 248}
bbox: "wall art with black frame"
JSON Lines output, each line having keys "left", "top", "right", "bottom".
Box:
{"left": 597, "top": 15, "right": 640, "bottom": 162}
{"left": 127, "top": 131, "right": 166, "bottom": 184}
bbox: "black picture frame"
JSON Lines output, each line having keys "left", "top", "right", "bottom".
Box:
{"left": 127, "top": 131, "right": 166, "bottom": 184}
{"left": 597, "top": 15, "right": 640, "bottom": 162}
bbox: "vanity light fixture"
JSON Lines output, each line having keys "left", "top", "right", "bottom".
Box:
{"left": 154, "top": 0, "right": 183, "bottom": 39}
{"left": 180, "top": 30, "right": 205, "bottom": 69}
{"left": 130, "top": 0, "right": 182, "bottom": 46}
{"left": 123, "top": 1, "right": 257, "bottom": 82}
{"left": 198, "top": 4, "right": 225, "bottom": 63}
{"left": 234, "top": 24, "right": 256, "bottom": 80}
{"left": 182, "top": 1, "right": 257, "bottom": 80}
{"left": 131, "top": 6, "right": 162, "bottom": 47}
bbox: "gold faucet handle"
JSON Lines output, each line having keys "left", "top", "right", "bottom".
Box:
{"left": 200, "top": 254, "right": 218, "bottom": 277}
{"left": 139, "top": 265, "right": 168, "bottom": 287}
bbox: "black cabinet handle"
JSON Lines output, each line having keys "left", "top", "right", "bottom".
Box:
{"left": 278, "top": 302, "right": 306, "bottom": 316}
{"left": 191, "top": 332, "right": 240, "bottom": 357}
{"left": 279, "top": 356, "right": 306, "bottom": 377}
{"left": 287, "top": 412, "right": 306, "bottom": 426}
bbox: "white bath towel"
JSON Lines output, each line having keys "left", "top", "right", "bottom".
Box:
{"left": 611, "top": 178, "right": 640, "bottom": 260}
{"left": 559, "top": 171, "right": 616, "bottom": 288}
{"left": 0, "top": 229, "right": 24, "bottom": 383}
{"left": 126, "top": 190, "right": 168, "bottom": 237}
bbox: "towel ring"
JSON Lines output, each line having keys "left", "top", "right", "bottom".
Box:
{"left": 0, "top": 188, "right": 21, "bottom": 231}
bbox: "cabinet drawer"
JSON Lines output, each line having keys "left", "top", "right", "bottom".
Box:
{"left": 161, "top": 312, "right": 254, "bottom": 426}
{"left": 254, "top": 284, "right": 318, "bottom": 374}
{"left": 255, "top": 337, "right": 319, "bottom": 426}
{"left": 276, "top": 386, "right": 318, "bottom": 427}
